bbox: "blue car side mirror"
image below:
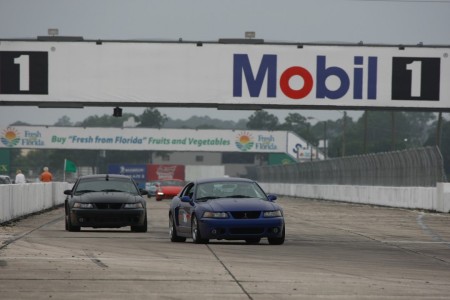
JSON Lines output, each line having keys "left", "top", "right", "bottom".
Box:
{"left": 181, "top": 195, "right": 192, "bottom": 203}
{"left": 267, "top": 194, "right": 277, "bottom": 201}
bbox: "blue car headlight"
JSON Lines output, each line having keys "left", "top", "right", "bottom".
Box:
{"left": 124, "top": 203, "right": 144, "bottom": 209}
{"left": 73, "top": 202, "right": 94, "bottom": 209}
{"left": 202, "top": 211, "right": 229, "bottom": 219}
{"left": 263, "top": 210, "right": 282, "bottom": 218}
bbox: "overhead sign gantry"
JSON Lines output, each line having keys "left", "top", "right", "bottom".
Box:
{"left": 0, "top": 38, "right": 449, "bottom": 111}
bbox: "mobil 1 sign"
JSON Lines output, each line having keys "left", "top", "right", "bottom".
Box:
{"left": 0, "top": 51, "right": 48, "bottom": 94}
{"left": 0, "top": 41, "right": 448, "bottom": 110}
{"left": 233, "top": 47, "right": 449, "bottom": 109}
{"left": 391, "top": 57, "right": 440, "bottom": 101}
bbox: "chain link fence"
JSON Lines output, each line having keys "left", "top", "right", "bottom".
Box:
{"left": 249, "top": 146, "right": 447, "bottom": 187}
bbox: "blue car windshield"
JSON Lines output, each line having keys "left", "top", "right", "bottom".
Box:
{"left": 195, "top": 181, "right": 267, "bottom": 201}
{"left": 74, "top": 178, "right": 139, "bottom": 195}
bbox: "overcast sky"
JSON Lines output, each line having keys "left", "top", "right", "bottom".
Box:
{"left": 1, "top": 0, "right": 449, "bottom": 126}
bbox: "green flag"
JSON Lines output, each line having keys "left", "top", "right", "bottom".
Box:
{"left": 65, "top": 159, "right": 77, "bottom": 173}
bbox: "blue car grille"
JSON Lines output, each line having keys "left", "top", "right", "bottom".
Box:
{"left": 230, "top": 228, "right": 264, "bottom": 235}
{"left": 230, "top": 211, "right": 261, "bottom": 219}
{"left": 95, "top": 203, "right": 123, "bottom": 209}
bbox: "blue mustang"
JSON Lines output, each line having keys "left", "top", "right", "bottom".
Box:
{"left": 169, "top": 177, "right": 285, "bottom": 245}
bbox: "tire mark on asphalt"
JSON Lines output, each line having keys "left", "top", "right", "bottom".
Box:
{"left": 300, "top": 216, "right": 450, "bottom": 266}
{"left": 83, "top": 250, "right": 108, "bottom": 268}
{"left": 0, "top": 216, "right": 64, "bottom": 250}
{"left": 206, "top": 244, "right": 253, "bottom": 300}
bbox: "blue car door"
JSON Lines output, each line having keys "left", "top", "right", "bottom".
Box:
{"left": 177, "top": 183, "right": 195, "bottom": 234}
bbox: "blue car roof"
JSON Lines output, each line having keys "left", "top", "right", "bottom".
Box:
{"left": 191, "top": 177, "right": 256, "bottom": 185}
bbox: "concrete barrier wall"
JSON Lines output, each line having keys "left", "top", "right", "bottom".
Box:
{"left": 260, "top": 183, "right": 450, "bottom": 213}
{"left": 0, "top": 182, "right": 70, "bottom": 223}
{"left": 2, "top": 181, "right": 449, "bottom": 224}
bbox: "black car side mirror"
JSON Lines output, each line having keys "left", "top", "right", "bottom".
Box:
{"left": 64, "top": 190, "right": 72, "bottom": 195}
{"left": 140, "top": 189, "right": 148, "bottom": 196}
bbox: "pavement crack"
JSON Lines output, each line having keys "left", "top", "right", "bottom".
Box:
{"left": 206, "top": 244, "right": 253, "bottom": 300}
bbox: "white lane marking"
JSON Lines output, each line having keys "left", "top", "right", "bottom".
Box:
{"left": 381, "top": 241, "right": 450, "bottom": 244}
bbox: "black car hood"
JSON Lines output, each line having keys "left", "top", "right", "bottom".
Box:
{"left": 200, "top": 197, "right": 278, "bottom": 212}
{"left": 73, "top": 192, "right": 142, "bottom": 203}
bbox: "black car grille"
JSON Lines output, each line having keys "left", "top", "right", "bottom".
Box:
{"left": 95, "top": 203, "right": 123, "bottom": 209}
{"left": 230, "top": 211, "right": 261, "bottom": 219}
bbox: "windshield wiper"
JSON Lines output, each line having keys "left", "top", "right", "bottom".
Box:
{"left": 101, "top": 189, "right": 125, "bottom": 193}
{"left": 225, "top": 195, "right": 254, "bottom": 198}
{"left": 196, "top": 196, "right": 219, "bottom": 201}
{"left": 74, "top": 190, "right": 96, "bottom": 195}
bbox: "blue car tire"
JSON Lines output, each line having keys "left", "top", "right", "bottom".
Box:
{"left": 268, "top": 226, "right": 285, "bottom": 245}
{"left": 191, "top": 215, "right": 209, "bottom": 244}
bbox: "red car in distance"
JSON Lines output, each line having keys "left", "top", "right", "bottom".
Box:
{"left": 156, "top": 179, "right": 185, "bottom": 201}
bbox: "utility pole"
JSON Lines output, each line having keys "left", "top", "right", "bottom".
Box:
{"left": 436, "top": 112, "right": 443, "bottom": 149}
{"left": 363, "top": 111, "right": 368, "bottom": 153}
{"left": 323, "top": 121, "right": 327, "bottom": 159}
{"left": 342, "top": 111, "right": 347, "bottom": 157}
{"left": 391, "top": 111, "right": 396, "bottom": 151}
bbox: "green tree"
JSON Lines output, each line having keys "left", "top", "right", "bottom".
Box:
{"left": 54, "top": 115, "right": 73, "bottom": 127}
{"left": 425, "top": 115, "right": 450, "bottom": 178}
{"left": 323, "top": 111, "right": 438, "bottom": 158}
{"left": 279, "top": 113, "right": 315, "bottom": 144}
{"left": 325, "top": 116, "right": 357, "bottom": 157}
{"left": 247, "top": 110, "right": 279, "bottom": 130}
{"left": 79, "top": 113, "right": 137, "bottom": 127}
{"left": 138, "top": 107, "right": 168, "bottom": 128}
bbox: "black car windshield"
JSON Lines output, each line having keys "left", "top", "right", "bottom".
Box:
{"left": 0, "top": 176, "right": 11, "bottom": 184}
{"left": 74, "top": 177, "right": 140, "bottom": 195}
{"left": 195, "top": 181, "right": 267, "bottom": 201}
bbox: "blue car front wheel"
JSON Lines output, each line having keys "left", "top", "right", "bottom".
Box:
{"left": 192, "top": 215, "right": 209, "bottom": 244}
{"left": 268, "top": 226, "right": 285, "bottom": 245}
{"left": 169, "top": 214, "right": 186, "bottom": 243}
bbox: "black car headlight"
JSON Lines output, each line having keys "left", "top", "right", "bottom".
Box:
{"left": 202, "top": 211, "right": 229, "bottom": 219}
{"left": 263, "top": 210, "right": 282, "bottom": 218}
{"left": 73, "top": 203, "right": 94, "bottom": 209}
{"left": 124, "top": 203, "right": 144, "bottom": 209}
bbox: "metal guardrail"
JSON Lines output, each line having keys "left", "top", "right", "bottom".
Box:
{"left": 251, "top": 146, "right": 447, "bottom": 187}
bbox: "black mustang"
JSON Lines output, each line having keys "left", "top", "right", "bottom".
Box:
{"left": 64, "top": 174, "right": 148, "bottom": 232}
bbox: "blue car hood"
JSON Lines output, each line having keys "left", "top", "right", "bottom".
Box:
{"left": 202, "top": 197, "right": 278, "bottom": 212}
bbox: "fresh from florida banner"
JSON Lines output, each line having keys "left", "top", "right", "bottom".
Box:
{"left": 0, "top": 126, "right": 289, "bottom": 154}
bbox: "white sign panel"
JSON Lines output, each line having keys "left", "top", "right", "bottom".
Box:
{"left": 0, "top": 126, "right": 290, "bottom": 154}
{"left": 1, "top": 40, "right": 448, "bottom": 110}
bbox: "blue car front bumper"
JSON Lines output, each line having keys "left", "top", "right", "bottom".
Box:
{"left": 198, "top": 217, "right": 284, "bottom": 240}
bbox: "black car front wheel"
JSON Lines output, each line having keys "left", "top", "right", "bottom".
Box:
{"left": 191, "top": 215, "right": 208, "bottom": 244}
{"left": 65, "top": 213, "right": 80, "bottom": 232}
{"left": 131, "top": 214, "right": 148, "bottom": 232}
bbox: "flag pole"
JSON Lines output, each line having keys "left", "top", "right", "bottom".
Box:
{"left": 63, "top": 159, "right": 66, "bottom": 182}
